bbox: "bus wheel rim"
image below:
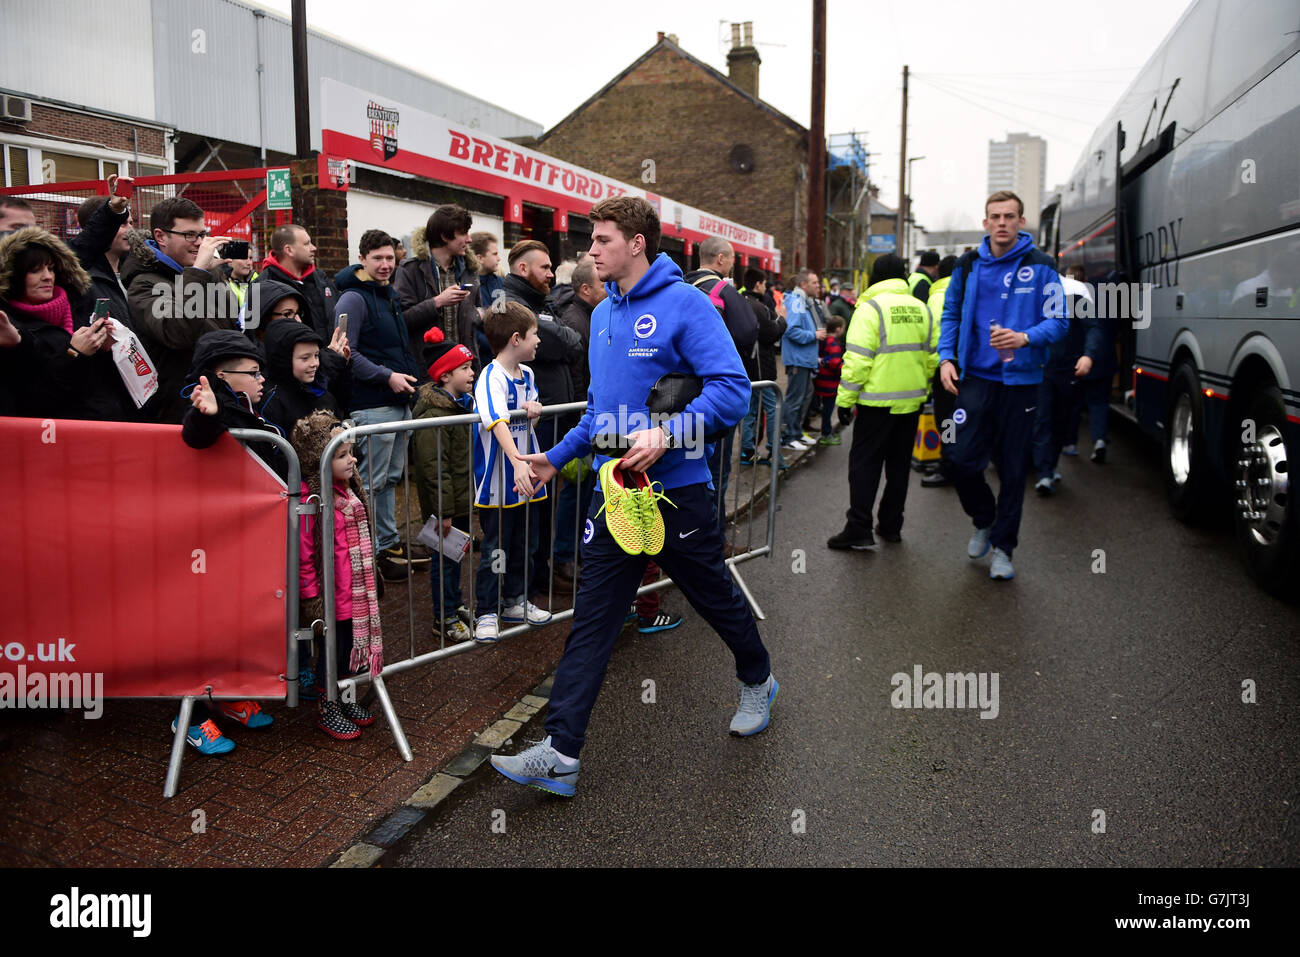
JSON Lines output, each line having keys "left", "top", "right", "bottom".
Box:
{"left": 1237, "top": 425, "right": 1289, "bottom": 548}
{"left": 1170, "top": 393, "right": 1194, "bottom": 486}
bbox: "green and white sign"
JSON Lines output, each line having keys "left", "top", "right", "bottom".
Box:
{"left": 266, "top": 168, "right": 292, "bottom": 210}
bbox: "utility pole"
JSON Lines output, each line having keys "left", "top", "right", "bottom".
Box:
{"left": 291, "top": 0, "right": 311, "bottom": 158}
{"left": 807, "top": 0, "right": 826, "bottom": 274}
{"left": 898, "top": 64, "right": 908, "bottom": 262}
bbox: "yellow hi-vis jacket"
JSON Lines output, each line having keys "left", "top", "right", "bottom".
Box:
{"left": 836, "top": 277, "right": 939, "bottom": 415}
{"left": 927, "top": 275, "right": 952, "bottom": 335}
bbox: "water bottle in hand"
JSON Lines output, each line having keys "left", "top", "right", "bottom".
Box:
{"left": 989, "top": 323, "right": 1014, "bottom": 363}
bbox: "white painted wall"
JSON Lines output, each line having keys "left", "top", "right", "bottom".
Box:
{"left": 345, "top": 189, "right": 502, "bottom": 262}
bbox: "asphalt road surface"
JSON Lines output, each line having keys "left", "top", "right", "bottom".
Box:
{"left": 390, "top": 419, "right": 1300, "bottom": 867}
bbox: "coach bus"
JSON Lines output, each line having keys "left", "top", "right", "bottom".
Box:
{"left": 1038, "top": 0, "right": 1300, "bottom": 596}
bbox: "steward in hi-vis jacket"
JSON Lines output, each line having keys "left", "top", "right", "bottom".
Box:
{"left": 828, "top": 254, "right": 938, "bottom": 550}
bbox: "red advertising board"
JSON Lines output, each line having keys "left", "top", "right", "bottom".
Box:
{"left": 0, "top": 418, "right": 287, "bottom": 699}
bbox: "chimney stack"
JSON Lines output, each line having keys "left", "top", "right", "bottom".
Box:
{"left": 727, "top": 20, "right": 761, "bottom": 99}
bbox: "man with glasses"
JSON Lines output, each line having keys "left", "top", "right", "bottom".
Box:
{"left": 123, "top": 196, "right": 242, "bottom": 422}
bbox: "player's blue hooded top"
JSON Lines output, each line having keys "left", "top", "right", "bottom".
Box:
{"left": 937, "top": 230, "right": 1068, "bottom": 386}
{"left": 545, "top": 252, "right": 750, "bottom": 491}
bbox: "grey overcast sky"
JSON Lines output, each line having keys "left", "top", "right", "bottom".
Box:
{"left": 258, "top": 0, "right": 1191, "bottom": 231}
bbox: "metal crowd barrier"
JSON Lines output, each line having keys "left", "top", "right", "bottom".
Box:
{"left": 165, "top": 430, "right": 303, "bottom": 798}
{"left": 317, "top": 386, "right": 785, "bottom": 761}
{"left": 712, "top": 380, "right": 784, "bottom": 619}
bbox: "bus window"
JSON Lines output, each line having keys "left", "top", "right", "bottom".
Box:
{"left": 1206, "top": 0, "right": 1300, "bottom": 121}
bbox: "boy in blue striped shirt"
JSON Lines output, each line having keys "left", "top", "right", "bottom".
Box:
{"left": 472, "top": 300, "right": 551, "bottom": 641}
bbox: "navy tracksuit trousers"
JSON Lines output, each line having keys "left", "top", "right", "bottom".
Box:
{"left": 544, "top": 482, "right": 772, "bottom": 758}
{"left": 948, "top": 374, "right": 1038, "bottom": 557}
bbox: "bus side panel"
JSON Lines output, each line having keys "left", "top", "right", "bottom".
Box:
{"left": 1126, "top": 51, "right": 1300, "bottom": 474}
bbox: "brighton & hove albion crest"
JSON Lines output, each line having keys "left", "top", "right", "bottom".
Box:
{"left": 367, "top": 100, "right": 400, "bottom": 161}
{"left": 634, "top": 314, "right": 658, "bottom": 339}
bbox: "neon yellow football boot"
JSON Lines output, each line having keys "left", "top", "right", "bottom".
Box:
{"left": 621, "top": 468, "right": 675, "bottom": 557}
{"left": 596, "top": 458, "right": 643, "bottom": 555}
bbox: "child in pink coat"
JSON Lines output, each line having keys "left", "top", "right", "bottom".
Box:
{"left": 293, "top": 410, "right": 384, "bottom": 740}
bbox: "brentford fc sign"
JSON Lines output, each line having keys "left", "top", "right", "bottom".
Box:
{"left": 320, "top": 78, "right": 779, "bottom": 269}
{"left": 367, "top": 100, "right": 399, "bottom": 161}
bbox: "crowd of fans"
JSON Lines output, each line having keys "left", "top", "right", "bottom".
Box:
{"left": 1, "top": 183, "right": 1111, "bottom": 753}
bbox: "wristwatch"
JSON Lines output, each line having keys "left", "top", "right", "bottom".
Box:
{"left": 659, "top": 423, "right": 679, "bottom": 450}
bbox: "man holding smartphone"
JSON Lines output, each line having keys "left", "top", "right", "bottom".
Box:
{"left": 122, "top": 195, "right": 242, "bottom": 423}
{"left": 219, "top": 241, "right": 256, "bottom": 331}
{"left": 393, "top": 204, "right": 480, "bottom": 375}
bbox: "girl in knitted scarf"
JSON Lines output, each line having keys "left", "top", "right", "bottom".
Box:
{"left": 292, "top": 410, "right": 384, "bottom": 741}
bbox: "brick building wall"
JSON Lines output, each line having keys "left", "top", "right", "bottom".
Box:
{"left": 290, "top": 157, "right": 349, "bottom": 276}
{"left": 536, "top": 45, "right": 807, "bottom": 274}
{"left": 0, "top": 102, "right": 167, "bottom": 170}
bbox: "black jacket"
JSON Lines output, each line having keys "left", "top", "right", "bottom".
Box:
{"left": 558, "top": 294, "right": 594, "bottom": 399}
{"left": 258, "top": 319, "right": 350, "bottom": 436}
{"left": 181, "top": 330, "right": 286, "bottom": 480}
{"left": 334, "top": 264, "right": 418, "bottom": 413}
{"left": 743, "top": 289, "right": 786, "bottom": 383}
{"left": 255, "top": 259, "right": 337, "bottom": 343}
{"left": 827, "top": 294, "right": 854, "bottom": 325}
{"left": 500, "top": 274, "right": 584, "bottom": 411}
{"left": 121, "top": 230, "right": 241, "bottom": 423}
{"left": 548, "top": 282, "right": 576, "bottom": 316}
{"left": 683, "top": 269, "right": 759, "bottom": 378}
{"left": 392, "top": 227, "right": 481, "bottom": 376}
{"left": 67, "top": 200, "right": 132, "bottom": 332}
{"left": 0, "top": 226, "right": 140, "bottom": 422}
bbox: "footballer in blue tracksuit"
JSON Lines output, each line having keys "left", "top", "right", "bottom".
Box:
{"left": 490, "top": 197, "right": 777, "bottom": 795}
{"left": 937, "top": 193, "right": 1068, "bottom": 579}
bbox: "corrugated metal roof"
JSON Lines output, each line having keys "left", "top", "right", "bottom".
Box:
{"left": 3, "top": 0, "right": 542, "bottom": 151}
{"left": 0, "top": 0, "right": 157, "bottom": 121}
{"left": 150, "top": 0, "right": 543, "bottom": 151}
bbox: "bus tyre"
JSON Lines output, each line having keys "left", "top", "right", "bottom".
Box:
{"left": 1233, "top": 385, "right": 1297, "bottom": 599}
{"left": 1163, "top": 363, "right": 1211, "bottom": 523}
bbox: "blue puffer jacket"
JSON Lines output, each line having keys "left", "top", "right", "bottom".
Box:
{"left": 937, "top": 231, "right": 1068, "bottom": 386}
{"left": 781, "top": 288, "right": 819, "bottom": 370}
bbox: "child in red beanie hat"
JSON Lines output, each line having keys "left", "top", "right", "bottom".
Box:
{"left": 411, "top": 327, "right": 477, "bottom": 642}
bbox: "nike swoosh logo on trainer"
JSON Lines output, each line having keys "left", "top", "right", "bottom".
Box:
{"left": 678, "top": 529, "right": 699, "bottom": 538}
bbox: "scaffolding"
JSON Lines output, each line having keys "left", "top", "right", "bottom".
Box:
{"left": 825, "top": 131, "right": 872, "bottom": 289}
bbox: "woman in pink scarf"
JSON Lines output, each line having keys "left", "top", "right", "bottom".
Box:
{"left": 0, "top": 226, "right": 136, "bottom": 420}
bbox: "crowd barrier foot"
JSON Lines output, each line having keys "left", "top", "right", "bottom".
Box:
{"left": 163, "top": 695, "right": 196, "bottom": 799}
{"left": 725, "top": 556, "right": 766, "bottom": 620}
{"left": 372, "top": 674, "right": 413, "bottom": 762}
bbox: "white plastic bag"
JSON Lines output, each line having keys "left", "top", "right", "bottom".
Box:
{"left": 417, "top": 516, "right": 472, "bottom": 563}
{"left": 104, "top": 318, "right": 159, "bottom": 409}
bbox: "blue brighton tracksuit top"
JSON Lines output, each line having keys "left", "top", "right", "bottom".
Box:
{"left": 545, "top": 253, "right": 750, "bottom": 491}
{"left": 938, "top": 230, "right": 1068, "bottom": 386}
